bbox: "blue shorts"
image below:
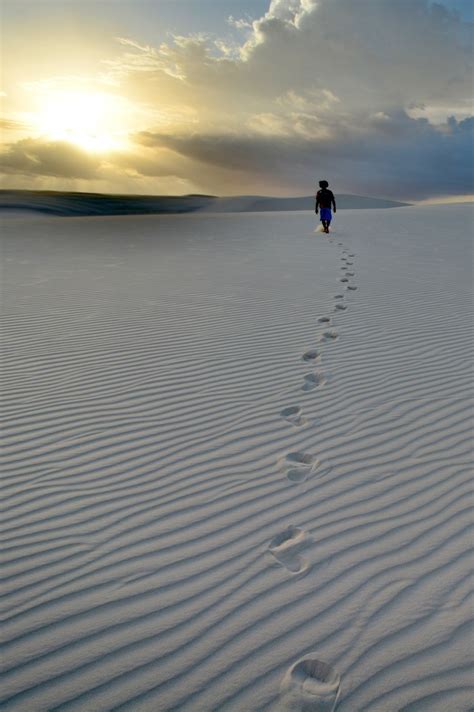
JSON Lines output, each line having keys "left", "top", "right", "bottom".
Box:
{"left": 320, "top": 207, "right": 332, "bottom": 222}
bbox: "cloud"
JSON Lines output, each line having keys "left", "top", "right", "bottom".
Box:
{"left": 2, "top": 0, "right": 473, "bottom": 198}
{"left": 0, "top": 118, "right": 28, "bottom": 131}
{"left": 0, "top": 138, "right": 101, "bottom": 178}
{"left": 239, "top": 0, "right": 472, "bottom": 109}
{"left": 101, "top": 0, "right": 473, "bottom": 198}
{"left": 134, "top": 108, "right": 473, "bottom": 200}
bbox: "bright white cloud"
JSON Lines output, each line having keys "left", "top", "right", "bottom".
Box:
{"left": 109, "top": 1, "right": 471, "bottom": 127}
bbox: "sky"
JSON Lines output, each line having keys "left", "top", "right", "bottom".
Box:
{"left": 1, "top": 0, "right": 473, "bottom": 201}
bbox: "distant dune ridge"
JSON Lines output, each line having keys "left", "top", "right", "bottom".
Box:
{"left": 0, "top": 189, "right": 410, "bottom": 217}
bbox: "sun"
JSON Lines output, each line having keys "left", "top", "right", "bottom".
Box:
{"left": 34, "top": 90, "right": 129, "bottom": 153}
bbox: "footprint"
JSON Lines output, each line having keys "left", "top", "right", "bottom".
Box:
{"left": 335, "top": 303, "right": 347, "bottom": 311}
{"left": 346, "top": 261, "right": 353, "bottom": 265}
{"left": 346, "top": 271, "right": 354, "bottom": 276}
{"left": 317, "top": 317, "right": 331, "bottom": 323}
{"left": 286, "top": 469, "right": 310, "bottom": 483}
{"left": 286, "top": 451, "right": 317, "bottom": 466}
{"left": 334, "top": 294, "right": 344, "bottom": 300}
{"left": 340, "top": 277, "right": 348, "bottom": 283}
{"left": 267, "top": 526, "right": 309, "bottom": 574}
{"left": 284, "top": 451, "right": 318, "bottom": 483}
{"left": 340, "top": 266, "right": 348, "bottom": 271}
{"left": 302, "top": 349, "right": 320, "bottom": 362}
{"left": 348, "top": 253, "right": 355, "bottom": 257}
{"left": 285, "top": 453, "right": 331, "bottom": 484}
{"left": 320, "top": 331, "right": 338, "bottom": 342}
{"left": 347, "top": 285, "right": 358, "bottom": 291}
{"left": 302, "top": 372, "right": 325, "bottom": 391}
{"left": 281, "top": 406, "right": 305, "bottom": 427}
{"left": 279, "top": 656, "right": 341, "bottom": 711}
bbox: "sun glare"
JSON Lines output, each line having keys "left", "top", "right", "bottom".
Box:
{"left": 34, "top": 90, "right": 128, "bottom": 153}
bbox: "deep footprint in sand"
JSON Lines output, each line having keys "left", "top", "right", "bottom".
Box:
{"left": 347, "top": 285, "right": 358, "bottom": 291}
{"left": 335, "top": 303, "right": 347, "bottom": 311}
{"left": 318, "top": 316, "right": 331, "bottom": 323}
{"left": 281, "top": 406, "right": 305, "bottom": 427}
{"left": 286, "top": 451, "right": 317, "bottom": 466}
{"left": 287, "top": 462, "right": 332, "bottom": 483}
{"left": 279, "top": 656, "right": 341, "bottom": 711}
{"left": 340, "top": 277, "right": 349, "bottom": 283}
{"left": 334, "top": 294, "right": 344, "bottom": 300}
{"left": 285, "top": 451, "right": 318, "bottom": 483}
{"left": 302, "top": 349, "right": 320, "bottom": 362}
{"left": 346, "top": 271, "right": 355, "bottom": 277}
{"left": 320, "top": 331, "right": 338, "bottom": 343}
{"left": 286, "top": 469, "right": 310, "bottom": 483}
{"left": 268, "top": 526, "right": 310, "bottom": 574}
{"left": 303, "top": 372, "right": 325, "bottom": 391}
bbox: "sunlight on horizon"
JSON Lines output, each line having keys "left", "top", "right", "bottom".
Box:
{"left": 31, "top": 89, "right": 131, "bottom": 153}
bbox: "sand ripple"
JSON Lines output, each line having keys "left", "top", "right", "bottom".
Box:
{"left": 1, "top": 207, "right": 472, "bottom": 711}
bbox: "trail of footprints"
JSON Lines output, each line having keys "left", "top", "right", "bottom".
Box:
{"left": 271, "top": 237, "right": 358, "bottom": 703}
{"left": 273, "top": 239, "right": 358, "bottom": 554}
{"left": 276, "top": 245, "right": 358, "bottom": 474}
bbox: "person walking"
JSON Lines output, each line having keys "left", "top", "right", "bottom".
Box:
{"left": 315, "top": 180, "right": 336, "bottom": 233}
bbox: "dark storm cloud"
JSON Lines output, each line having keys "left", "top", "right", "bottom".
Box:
{"left": 136, "top": 110, "right": 473, "bottom": 200}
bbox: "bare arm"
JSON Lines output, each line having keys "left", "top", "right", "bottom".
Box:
{"left": 315, "top": 194, "right": 319, "bottom": 213}
{"left": 332, "top": 194, "right": 336, "bottom": 213}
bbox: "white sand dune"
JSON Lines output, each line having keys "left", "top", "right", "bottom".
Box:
{"left": 1, "top": 205, "right": 472, "bottom": 711}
